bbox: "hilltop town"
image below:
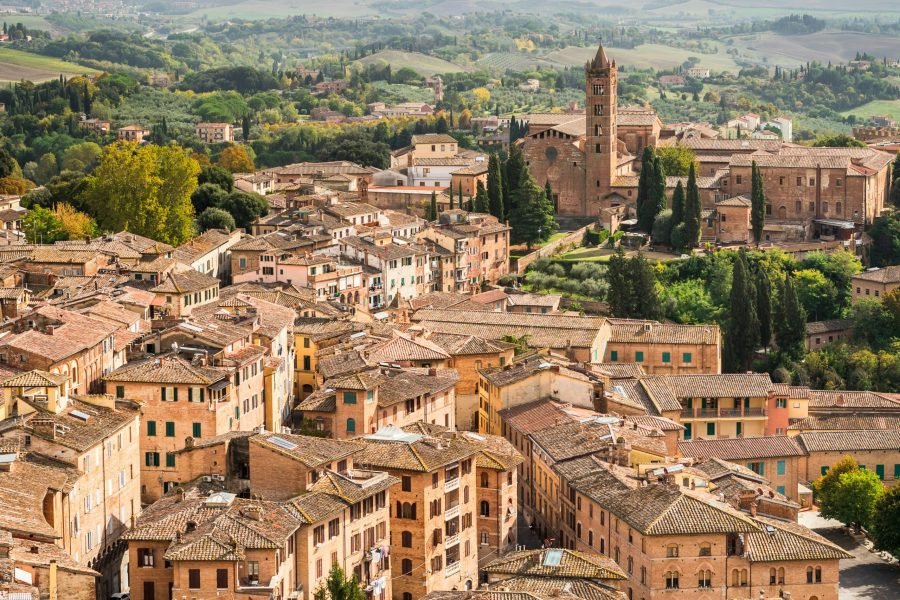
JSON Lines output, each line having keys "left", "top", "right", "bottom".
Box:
{"left": 0, "top": 3, "right": 899, "bottom": 598}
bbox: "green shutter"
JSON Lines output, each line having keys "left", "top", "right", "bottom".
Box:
{"left": 610, "top": 350, "right": 618, "bottom": 362}
{"left": 662, "top": 352, "right": 671, "bottom": 363}
{"left": 147, "top": 421, "right": 156, "bottom": 436}
{"left": 821, "top": 466, "right": 829, "bottom": 476}
{"left": 894, "top": 464, "right": 900, "bottom": 479}
{"left": 777, "top": 460, "right": 785, "bottom": 475}
{"left": 193, "top": 423, "right": 202, "bottom": 438}
{"left": 165, "top": 422, "right": 175, "bottom": 437}
{"left": 116, "top": 385, "right": 125, "bottom": 398}
{"left": 776, "top": 485, "right": 785, "bottom": 495}
{"left": 188, "top": 388, "right": 193, "bottom": 402}
{"left": 173, "top": 387, "right": 178, "bottom": 402}
{"left": 876, "top": 465, "right": 885, "bottom": 480}
{"left": 706, "top": 422, "right": 715, "bottom": 436}
{"left": 200, "top": 388, "right": 205, "bottom": 402}
{"left": 161, "top": 386, "right": 166, "bottom": 401}
{"left": 635, "top": 351, "right": 644, "bottom": 363}
{"left": 166, "top": 453, "right": 175, "bottom": 468}
{"left": 683, "top": 352, "right": 692, "bottom": 363}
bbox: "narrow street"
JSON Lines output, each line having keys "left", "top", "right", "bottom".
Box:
{"left": 799, "top": 511, "right": 899, "bottom": 599}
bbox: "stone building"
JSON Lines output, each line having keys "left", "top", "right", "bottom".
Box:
{"left": 354, "top": 426, "right": 482, "bottom": 599}
{"left": 795, "top": 429, "right": 900, "bottom": 486}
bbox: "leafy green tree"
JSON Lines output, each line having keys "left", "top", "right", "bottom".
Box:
{"left": 813, "top": 455, "right": 859, "bottom": 508}
{"left": 655, "top": 145, "right": 697, "bottom": 176}
{"left": 775, "top": 274, "right": 807, "bottom": 359}
{"left": 81, "top": 142, "right": 200, "bottom": 246}
{"left": 823, "top": 469, "right": 884, "bottom": 531}
{"left": 799, "top": 250, "right": 861, "bottom": 312}
{"left": 313, "top": 564, "right": 365, "bottom": 600}
{"left": 670, "top": 180, "right": 685, "bottom": 232}
{"left": 683, "top": 163, "right": 702, "bottom": 247}
{"left": 756, "top": 268, "right": 773, "bottom": 349}
{"left": 320, "top": 129, "right": 389, "bottom": 169}
{"left": 509, "top": 174, "right": 556, "bottom": 249}
{"left": 197, "top": 207, "right": 236, "bottom": 232}
{"left": 793, "top": 268, "right": 839, "bottom": 321}
{"left": 869, "top": 214, "right": 900, "bottom": 267}
{"left": 651, "top": 209, "right": 674, "bottom": 247}
{"left": 191, "top": 183, "right": 228, "bottom": 214}
{"left": 813, "top": 134, "right": 866, "bottom": 148}
{"left": 61, "top": 142, "right": 102, "bottom": 172}
{"left": 850, "top": 299, "right": 894, "bottom": 349}
{"left": 0, "top": 148, "right": 20, "bottom": 179}
{"left": 750, "top": 160, "right": 765, "bottom": 245}
{"left": 32, "top": 153, "right": 58, "bottom": 185}
{"left": 219, "top": 191, "right": 268, "bottom": 229}
{"left": 661, "top": 279, "right": 722, "bottom": 324}
{"left": 22, "top": 205, "right": 66, "bottom": 243}
{"left": 606, "top": 247, "right": 634, "bottom": 317}
{"left": 487, "top": 153, "right": 504, "bottom": 220}
{"left": 669, "top": 222, "right": 688, "bottom": 251}
{"left": 724, "top": 251, "right": 759, "bottom": 372}
{"left": 872, "top": 485, "right": 900, "bottom": 558}
{"left": 198, "top": 165, "right": 234, "bottom": 192}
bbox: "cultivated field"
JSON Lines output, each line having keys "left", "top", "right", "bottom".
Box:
{"left": 354, "top": 50, "right": 471, "bottom": 77}
{"left": 728, "top": 31, "right": 900, "bottom": 67}
{"left": 546, "top": 44, "right": 742, "bottom": 73}
{"left": 182, "top": 0, "right": 378, "bottom": 19}
{"left": 841, "top": 100, "right": 900, "bottom": 121}
{"left": 0, "top": 47, "right": 99, "bottom": 83}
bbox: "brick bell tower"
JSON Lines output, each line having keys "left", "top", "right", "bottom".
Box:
{"left": 585, "top": 41, "right": 618, "bottom": 212}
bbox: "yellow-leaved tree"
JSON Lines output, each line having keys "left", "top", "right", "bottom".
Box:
{"left": 217, "top": 145, "right": 255, "bottom": 173}
{"left": 80, "top": 142, "right": 200, "bottom": 246}
{"left": 53, "top": 203, "right": 98, "bottom": 240}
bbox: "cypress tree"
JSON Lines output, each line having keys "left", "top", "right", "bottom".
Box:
{"left": 636, "top": 147, "right": 655, "bottom": 232}
{"left": 652, "top": 154, "right": 667, "bottom": 216}
{"left": 631, "top": 252, "right": 660, "bottom": 320}
{"left": 505, "top": 144, "right": 526, "bottom": 212}
{"left": 684, "top": 163, "right": 702, "bottom": 247}
{"left": 428, "top": 191, "right": 438, "bottom": 220}
{"left": 473, "top": 181, "right": 489, "bottom": 213}
{"left": 242, "top": 115, "right": 251, "bottom": 141}
{"left": 756, "top": 267, "right": 773, "bottom": 350}
{"left": 775, "top": 275, "right": 807, "bottom": 358}
{"left": 725, "top": 251, "right": 759, "bottom": 372}
{"left": 671, "top": 180, "right": 685, "bottom": 227}
{"left": 607, "top": 247, "right": 634, "bottom": 318}
{"left": 750, "top": 160, "right": 766, "bottom": 245}
{"left": 508, "top": 174, "right": 556, "bottom": 250}
{"left": 449, "top": 183, "right": 454, "bottom": 209}
{"left": 458, "top": 182, "right": 464, "bottom": 210}
{"left": 487, "top": 153, "right": 504, "bottom": 220}
{"left": 544, "top": 180, "right": 554, "bottom": 212}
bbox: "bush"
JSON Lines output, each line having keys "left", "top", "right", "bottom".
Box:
{"left": 670, "top": 222, "right": 688, "bottom": 251}
{"left": 651, "top": 209, "right": 673, "bottom": 246}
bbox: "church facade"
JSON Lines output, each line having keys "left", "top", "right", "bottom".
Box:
{"left": 521, "top": 43, "right": 894, "bottom": 243}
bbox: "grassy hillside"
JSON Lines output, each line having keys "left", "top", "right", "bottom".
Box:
{"left": 841, "top": 99, "right": 900, "bottom": 121}
{"left": 354, "top": 50, "right": 470, "bottom": 77}
{"left": 729, "top": 31, "right": 900, "bottom": 68}
{"left": 0, "top": 47, "right": 99, "bottom": 82}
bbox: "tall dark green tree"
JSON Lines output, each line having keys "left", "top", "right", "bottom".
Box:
{"left": 473, "top": 180, "right": 489, "bottom": 213}
{"left": 775, "top": 275, "right": 807, "bottom": 358}
{"left": 504, "top": 144, "right": 526, "bottom": 215}
{"left": 725, "top": 251, "right": 759, "bottom": 372}
{"left": 544, "top": 180, "right": 554, "bottom": 213}
{"left": 427, "top": 190, "right": 438, "bottom": 220}
{"left": 750, "top": 160, "right": 766, "bottom": 245}
{"left": 448, "top": 183, "right": 454, "bottom": 209}
{"left": 683, "top": 162, "right": 702, "bottom": 247}
{"left": 670, "top": 179, "right": 685, "bottom": 231}
{"left": 756, "top": 267, "right": 773, "bottom": 350}
{"left": 636, "top": 147, "right": 655, "bottom": 232}
{"left": 873, "top": 485, "right": 900, "bottom": 558}
{"left": 487, "top": 153, "right": 504, "bottom": 220}
{"left": 631, "top": 252, "right": 661, "bottom": 320}
{"left": 242, "top": 115, "right": 251, "bottom": 141}
{"left": 508, "top": 173, "right": 556, "bottom": 249}
{"left": 606, "top": 247, "right": 634, "bottom": 317}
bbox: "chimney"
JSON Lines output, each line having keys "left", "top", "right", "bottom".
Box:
{"left": 185, "top": 437, "right": 195, "bottom": 449}
{"left": 177, "top": 488, "right": 186, "bottom": 503}
{"left": 243, "top": 505, "right": 263, "bottom": 521}
{"left": 836, "top": 394, "right": 845, "bottom": 406}
{"left": 32, "top": 419, "right": 57, "bottom": 440}
{"left": 428, "top": 368, "right": 437, "bottom": 377}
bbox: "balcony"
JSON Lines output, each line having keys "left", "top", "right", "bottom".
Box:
{"left": 680, "top": 407, "right": 767, "bottom": 419}
{"left": 444, "top": 477, "right": 460, "bottom": 493}
{"left": 445, "top": 560, "right": 461, "bottom": 576}
{"left": 445, "top": 504, "right": 460, "bottom": 521}
{"left": 444, "top": 534, "right": 460, "bottom": 549}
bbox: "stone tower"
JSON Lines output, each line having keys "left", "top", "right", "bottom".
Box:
{"left": 585, "top": 42, "right": 618, "bottom": 212}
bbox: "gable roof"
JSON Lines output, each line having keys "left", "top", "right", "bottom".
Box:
{"left": 677, "top": 436, "right": 806, "bottom": 461}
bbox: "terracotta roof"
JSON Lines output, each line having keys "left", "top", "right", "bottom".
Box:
{"left": 486, "top": 577, "right": 625, "bottom": 600}
{"left": 367, "top": 332, "right": 450, "bottom": 362}
{"left": 808, "top": 390, "right": 900, "bottom": 409}
{"left": 21, "top": 397, "right": 140, "bottom": 453}
{"left": 150, "top": 269, "right": 219, "bottom": 294}
{"left": 376, "top": 368, "right": 459, "bottom": 407}
{"left": 425, "top": 331, "right": 515, "bottom": 356}
{"left": 411, "top": 134, "right": 458, "bottom": 144}
{"left": 0, "top": 305, "right": 119, "bottom": 363}
{"left": 794, "top": 429, "right": 900, "bottom": 453}
{"left": 678, "top": 436, "right": 806, "bottom": 461}
{"left": 805, "top": 318, "right": 854, "bottom": 335}
{"left": 480, "top": 354, "right": 558, "bottom": 387}
{"left": 788, "top": 415, "right": 900, "bottom": 431}
{"left": 607, "top": 319, "right": 720, "bottom": 345}
{"left": 623, "top": 415, "right": 685, "bottom": 432}
{"left": 852, "top": 266, "right": 900, "bottom": 284}
{"left": 745, "top": 515, "right": 852, "bottom": 562}
{"left": 309, "top": 469, "right": 398, "bottom": 505}
{"left": 483, "top": 549, "right": 626, "bottom": 580}
{"left": 1, "top": 370, "right": 68, "bottom": 388}
{"left": 174, "top": 229, "right": 238, "bottom": 263}
{"left": 105, "top": 354, "right": 229, "bottom": 385}
{"left": 354, "top": 426, "right": 480, "bottom": 472}
{"left": 506, "top": 293, "right": 562, "bottom": 308}
{"left": 498, "top": 399, "right": 574, "bottom": 435}
{"left": 251, "top": 431, "right": 363, "bottom": 468}
{"left": 639, "top": 373, "right": 774, "bottom": 413}
{"left": 0, "top": 454, "right": 72, "bottom": 538}
{"left": 317, "top": 350, "right": 370, "bottom": 380}
{"left": 412, "top": 309, "right": 606, "bottom": 350}
{"left": 593, "top": 363, "right": 645, "bottom": 378}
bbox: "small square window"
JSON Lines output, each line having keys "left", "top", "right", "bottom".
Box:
{"left": 662, "top": 352, "right": 671, "bottom": 363}
{"left": 635, "top": 351, "right": 644, "bottom": 363}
